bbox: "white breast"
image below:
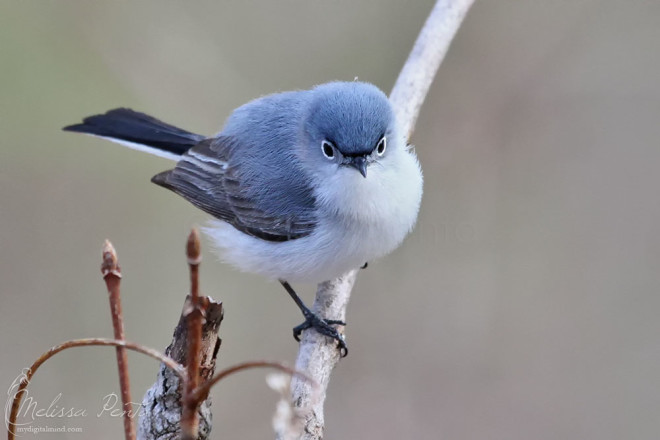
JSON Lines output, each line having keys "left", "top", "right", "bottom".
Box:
{"left": 203, "top": 148, "right": 423, "bottom": 283}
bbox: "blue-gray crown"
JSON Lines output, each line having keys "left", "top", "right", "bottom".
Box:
{"left": 305, "top": 82, "right": 394, "bottom": 156}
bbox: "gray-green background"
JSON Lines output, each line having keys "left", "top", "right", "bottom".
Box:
{"left": 2, "top": 1, "right": 659, "bottom": 439}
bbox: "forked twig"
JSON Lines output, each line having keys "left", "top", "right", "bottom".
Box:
{"left": 7, "top": 234, "right": 314, "bottom": 440}
{"left": 137, "top": 230, "right": 316, "bottom": 440}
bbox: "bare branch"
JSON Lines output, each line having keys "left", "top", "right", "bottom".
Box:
{"left": 283, "top": 1, "right": 476, "bottom": 438}
{"left": 102, "top": 240, "right": 136, "bottom": 440}
{"left": 279, "top": 272, "right": 356, "bottom": 440}
{"left": 391, "top": 0, "right": 476, "bottom": 139}
{"left": 137, "top": 296, "right": 223, "bottom": 440}
{"left": 182, "top": 229, "right": 204, "bottom": 440}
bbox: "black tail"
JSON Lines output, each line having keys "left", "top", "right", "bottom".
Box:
{"left": 63, "top": 108, "right": 205, "bottom": 157}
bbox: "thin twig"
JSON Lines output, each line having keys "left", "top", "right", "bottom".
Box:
{"left": 7, "top": 338, "right": 185, "bottom": 440}
{"left": 182, "top": 228, "right": 204, "bottom": 440}
{"left": 102, "top": 240, "right": 136, "bottom": 440}
{"left": 192, "top": 361, "right": 316, "bottom": 404}
{"left": 283, "top": 1, "right": 476, "bottom": 439}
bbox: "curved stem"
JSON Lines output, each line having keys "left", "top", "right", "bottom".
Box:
{"left": 192, "top": 361, "right": 315, "bottom": 405}
{"left": 7, "top": 338, "right": 184, "bottom": 440}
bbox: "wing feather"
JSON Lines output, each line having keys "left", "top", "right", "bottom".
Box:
{"left": 152, "top": 137, "right": 317, "bottom": 242}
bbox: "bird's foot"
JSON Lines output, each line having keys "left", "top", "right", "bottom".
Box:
{"left": 279, "top": 279, "right": 348, "bottom": 357}
{"left": 293, "top": 307, "right": 348, "bottom": 357}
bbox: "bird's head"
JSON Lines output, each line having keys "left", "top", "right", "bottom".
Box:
{"left": 302, "top": 82, "right": 399, "bottom": 179}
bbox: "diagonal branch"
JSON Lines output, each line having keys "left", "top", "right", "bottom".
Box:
{"left": 282, "top": 1, "right": 476, "bottom": 439}
{"left": 390, "top": 0, "right": 476, "bottom": 140}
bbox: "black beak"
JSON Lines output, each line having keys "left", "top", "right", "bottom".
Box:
{"left": 348, "top": 156, "right": 368, "bottom": 178}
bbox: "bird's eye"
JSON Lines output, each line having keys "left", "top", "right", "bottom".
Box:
{"left": 321, "top": 140, "right": 335, "bottom": 159}
{"left": 376, "top": 136, "right": 387, "bottom": 156}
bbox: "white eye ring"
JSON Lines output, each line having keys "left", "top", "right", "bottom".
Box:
{"left": 321, "top": 140, "right": 335, "bottom": 160}
{"left": 376, "top": 136, "right": 387, "bottom": 156}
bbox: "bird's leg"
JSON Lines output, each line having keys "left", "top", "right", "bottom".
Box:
{"left": 279, "top": 280, "right": 348, "bottom": 357}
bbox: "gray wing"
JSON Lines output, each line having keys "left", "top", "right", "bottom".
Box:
{"left": 152, "top": 137, "right": 317, "bottom": 242}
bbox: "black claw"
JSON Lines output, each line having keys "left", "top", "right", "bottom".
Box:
{"left": 292, "top": 312, "right": 348, "bottom": 356}
{"left": 293, "top": 321, "right": 311, "bottom": 342}
{"left": 338, "top": 340, "right": 348, "bottom": 357}
{"left": 361, "top": 262, "right": 368, "bottom": 269}
{"left": 280, "top": 280, "right": 349, "bottom": 357}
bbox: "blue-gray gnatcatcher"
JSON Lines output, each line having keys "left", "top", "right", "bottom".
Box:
{"left": 64, "top": 81, "right": 423, "bottom": 355}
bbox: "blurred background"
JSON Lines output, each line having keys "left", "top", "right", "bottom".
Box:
{"left": 1, "top": 1, "right": 659, "bottom": 439}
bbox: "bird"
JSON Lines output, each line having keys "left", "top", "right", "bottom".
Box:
{"left": 63, "top": 81, "right": 423, "bottom": 356}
